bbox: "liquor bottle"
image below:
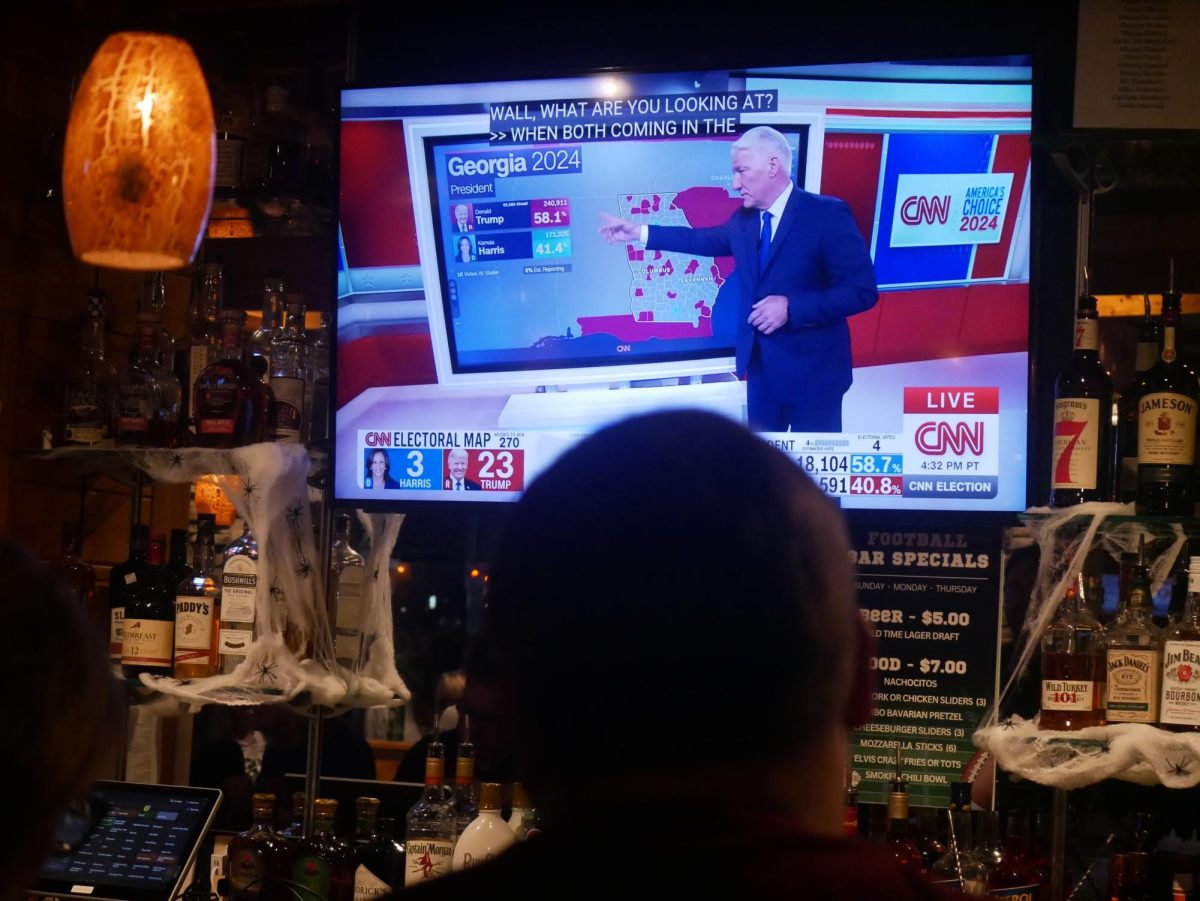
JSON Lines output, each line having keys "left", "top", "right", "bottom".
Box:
{"left": 1106, "top": 539, "right": 1163, "bottom": 724}
{"left": 351, "top": 798, "right": 401, "bottom": 900}
{"left": 507, "top": 783, "right": 532, "bottom": 836}
{"left": 290, "top": 798, "right": 353, "bottom": 901}
{"left": 307, "top": 313, "right": 331, "bottom": 444}
{"left": 451, "top": 725, "right": 479, "bottom": 837}
{"left": 108, "top": 524, "right": 151, "bottom": 663}
{"left": 404, "top": 740, "right": 455, "bottom": 886}
{"left": 1107, "top": 851, "right": 1151, "bottom": 901}
{"left": 1116, "top": 548, "right": 1140, "bottom": 623}
{"left": 174, "top": 516, "right": 221, "bottom": 679}
{"left": 1117, "top": 295, "right": 1161, "bottom": 502}
{"left": 1040, "top": 571, "right": 1106, "bottom": 730}
{"left": 113, "top": 313, "right": 182, "bottom": 448}
{"left": 1167, "top": 546, "right": 1190, "bottom": 627}
{"left": 220, "top": 523, "right": 258, "bottom": 674}
{"left": 226, "top": 792, "right": 288, "bottom": 901}
{"left": 987, "top": 810, "right": 1043, "bottom": 898}
{"left": 929, "top": 782, "right": 989, "bottom": 892}
{"left": 915, "top": 809, "right": 947, "bottom": 870}
{"left": 165, "top": 528, "right": 193, "bottom": 598}
{"left": 268, "top": 297, "right": 309, "bottom": 442}
{"left": 51, "top": 521, "right": 96, "bottom": 607}
{"left": 249, "top": 273, "right": 284, "bottom": 380}
{"left": 842, "top": 760, "right": 859, "bottom": 838}
{"left": 1050, "top": 290, "right": 1114, "bottom": 506}
{"left": 63, "top": 287, "right": 117, "bottom": 445}
{"left": 121, "top": 536, "right": 175, "bottom": 680}
{"left": 329, "top": 513, "right": 367, "bottom": 672}
{"left": 183, "top": 262, "right": 223, "bottom": 429}
{"left": 139, "top": 271, "right": 176, "bottom": 365}
{"left": 195, "top": 309, "right": 272, "bottom": 447}
{"left": 884, "top": 750, "right": 925, "bottom": 875}
{"left": 282, "top": 793, "right": 307, "bottom": 840}
{"left": 1160, "top": 555, "right": 1200, "bottom": 731}
{"left": 248, "top": 84, "right": 305, "bottom": 204}
{"left": 1136, "top": 267, "right": 1200, "bottom": 515}
{"left": 451, "top": 782, "right": 514, "bottom": 872}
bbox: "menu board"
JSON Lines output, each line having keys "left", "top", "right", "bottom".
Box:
{"left": 848, "top": 523, "right": 1003, "bottom": 807}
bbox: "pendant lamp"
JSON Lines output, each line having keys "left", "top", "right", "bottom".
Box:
{"left": 62, "top": 32, "right": 215, "bottom": 271}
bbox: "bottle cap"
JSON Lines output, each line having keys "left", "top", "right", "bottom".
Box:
{"left": 314, "top": 798, "right": 337, "bottom": 816}
{"left": 356, "top": 796, "right": 380, "bottom": 813}
{"left": 478, "top": 782, "right": 502, "bottom": 810}
{"left": 251, "top": 793, "right": 275, "bottom": 812}
{"left": 510, "top": 782, "right": 530, "bottom": 810}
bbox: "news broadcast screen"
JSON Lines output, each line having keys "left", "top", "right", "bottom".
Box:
{"left": 335, "top": 58, "right": 1031, "bottom": 510}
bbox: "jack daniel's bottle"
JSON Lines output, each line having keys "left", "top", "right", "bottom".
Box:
{"left": 1137, "top": 264, "right": 1200, "bottom": 515}
{"left": 1050, "top": 291, "right": 1113, "bottom": 506}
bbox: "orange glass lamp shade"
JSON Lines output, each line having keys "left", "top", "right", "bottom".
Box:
{"left": 62, "top": 32, "right": 215, "bottom": 271}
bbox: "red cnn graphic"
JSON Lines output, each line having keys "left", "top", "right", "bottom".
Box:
{"left": 915, "top": 421, "right": 984, "bottom": 456}
{"left": 900, "top": 194, "right": 951, "bottom": 226}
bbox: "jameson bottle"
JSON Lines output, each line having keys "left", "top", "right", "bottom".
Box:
{"left": 1106, "top": 539, "right": 1163, "bottom": 723}
{"left": 1117, "top": 295, "right": 1161, "bottom": 501}
{"left": 109, "top": 524, "right": 151, "bottom": 663}
{"left": 1160, "top": 556, "right": 1200, "bottom": 730}
{"left": 121, "top": 536, "right": 174, "bottom": 680}
{"left": 1040, "top": 572, "right": 1106, "bottom": 730}
{"left": 174, "top": 516, "right": 220, "bottom": 679}
{"left": 63, "top": 287, "right": 117, "bottom": 445}
{"left": 226, "top": 792, "right": 287, "bottom": 901}
{"left": 404, "top": 740, "right": 455, "bottom": 886}
{"left": 1050, "top": 291, "right": 1113, "bottom": 506}
{"left": 220, "top": 523, "right": 258, "bottom": 674}
{"left": 290, "top": 798, "right": 353, "bottom": 901}
{"left": 1136, "top": 268, "right": 1200, "bottom": 515}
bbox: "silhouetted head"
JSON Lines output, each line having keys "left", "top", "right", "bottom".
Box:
{"left": 486, "top": 411, "right": 865, "bottom": 797}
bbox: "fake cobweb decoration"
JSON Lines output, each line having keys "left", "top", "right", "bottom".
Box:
{"left": 973, "top": 501, "right": 1197, "bottom": 788}
{"left": 55, "top": 443, "right": 410, "bottom": 714}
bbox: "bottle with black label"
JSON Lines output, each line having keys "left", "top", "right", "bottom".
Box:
{"left": 1050, "top": 290, "right": 1113, "bottom": 506}
{"left": 108, "top": 524, "right": 151, "bottom": 664}
{"left": 1136, "top": 264, "right": 1200, "bottom": 515}
{"left": 1116, "top": 295, "right": 1161, "bottom": 501}
{"left": 121, "top": 535, "right": 174, "bottom": 680}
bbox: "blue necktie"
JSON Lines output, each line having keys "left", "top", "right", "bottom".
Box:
{"left": 758, "top": 210, "right": 773, "bottom": 270}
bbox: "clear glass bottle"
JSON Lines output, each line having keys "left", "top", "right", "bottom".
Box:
{"left": 329, "top": 513, "right": 367, "bottom": 672}
{"left": 290, "top": 798, "right": 353, "bottom": 901}
{"left": 451, "top": 782, "right": 514, "bottom": 872}
{"left": 51, "top": 520, "right": 96, "bottom": 607}
{"left": 1160, "top": 555, "right": 1200, "bottom": 731}
{"left": 195, "top": 309, "right": 272, "bottom": 447}
{"left": 174, "top": 516, "right": 220, "bottom": 679}
{"left": 139, "top": 270, "right": 176, "bottom": 365}
{"left": 929, "top": 782, "right": 990, "bottom": 892}
{"left": 63, "top": 287, "right": 117, "bottom": 446}
{"left": 1136, "top": 262, "right": 1200, "bottom": 515}
{"left": 506, "top": 782, "right": 531, "bottom": 836}
{"left": 226, "top": 792, "right": 288, "bottom": 901}
{"left": 281, "top": 792, "right": 307, "bottom": 840}
{"left": 113, "top": 313, "right": 181, "bottom": 448}
{"left": 404, "top": 740, "right": 455, "bottom": 886}
{"left": 183, "top": 262, "right": 223, "bottom": 429}
{"left": 987, "top": 810, "right": 1043, "bottom": 898}
{"left": 1049, "top": 290, "right": 1114, "bottom": 506}
{"left": 250, "top": 273, "right": 284, "bottom": 380}
{"left": 121, "top": 535, "right": 174, "bottom": 680}
{"left": 220, "top": 523, "right": 258, "bottom": 674}
{"left": 1117, "top": 295, "right": 1160, "bottom": 502}
{"left": 307, "top": 312, "right": 331, "bottom": 444}
{"left": 268, "top": 297, "right": 309, "bottom": 443}
{"left": 1040, "top": 571, "right": 1106, "bottom": 730}
{"left": 1106, "top": 539, "right": 1163, "bottom": 724}
{"left": 451, "top": 726, "right": 479, "bottom": 838}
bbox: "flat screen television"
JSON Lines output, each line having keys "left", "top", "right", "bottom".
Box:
{"left": 334, "top": 56, "right": 1032, "bottom": 511}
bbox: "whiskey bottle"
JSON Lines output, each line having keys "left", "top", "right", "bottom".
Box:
{"left": 929, "top": 782, "right": 989, "bottom": 891}
{"left": 352, "top": 798, "right": 401, "bottom": 900}
{"left": 1160, "top": 555, "right": 1200, "bottom": 730}
{"left": 267, "top": 297, "right": 309, "bottom": 443}
{"left": 165, "top": 528, "right": 193, "bottom": 598}
{"left": 226, "top": 792, "right": 288, "bottom": 901}
{"left": 329, "top": 514, "right": 367, "bottom": 672}
{"left": 195, "top": 309, "right": 272, "bottom": 447}
{"left": 219, "top": 523, "right": 258, "bottom": 674}
{"left": 404, "top": 741, "right": 455, "bottom": 886}
{"left": 282, "top": 792, "right": 307, "bottom": 840}
{"left": 174, "top": 516, "right": 221, "bottom": 679}
{"left": 108, "top": 524, "right": 150, "bottom": 663}
{"left": 883, "top": 750, "right": 925, "bottom": 875}
{"left": 1040, "top": 572, "right": 1106, "bottom": 730}
{"left": 113, "top": 313, "right": 182, "bottom": 448}
{"left": 1050, "top": 291, "right": 1113, "bottom": 506}
{"left": 183, "top": 262, "right": 223, "bottom": 430}
{"left": 450, "top": 726, "right": 479, "bottom": 837}
{"left": 1117, "top": 296, "right": 1161, "bottom": 502}
{"left": 121, "top": 535, "right": 175, "bottom": 680}
{"left": 290, "top": 798, "right": 353, "bottom": 901}
{"left": 1136, "top": 271, "right": 1200, "bottom": 515}
{"left": 249, "top": 273, "right": 284, "bottom": 380}
{"left": 1106, "top": 540, "right": 1163, "bottom": 724}
{"left": 63, "top": 287, "right": 117, "bottom": 446}
{"left": 451, "top": 782, "right": 514, "bottom": 872}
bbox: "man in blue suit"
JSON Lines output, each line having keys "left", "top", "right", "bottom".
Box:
{"left": 600, "top": 126, "right": 878, "bottom": 432}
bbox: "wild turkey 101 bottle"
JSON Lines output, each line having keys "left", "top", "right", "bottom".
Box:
{"left": 1137, "top": 265, "right": 1200, "bottom": 515}
{"left": 1049, "top": 291, "right": 1113, "bottom": 506}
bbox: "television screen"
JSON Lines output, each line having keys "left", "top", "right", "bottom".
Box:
{"left": 335, "top": 57, "right": 1032, "bottom": 510}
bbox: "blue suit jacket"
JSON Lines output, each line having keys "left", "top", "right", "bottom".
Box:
{"left": 647, "top": 188, "right": 877, "bottom": 403}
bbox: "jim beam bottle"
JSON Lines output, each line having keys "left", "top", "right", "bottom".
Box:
{"left": 1039, "top": 571, "right": 1106, "bottom": 730}
{"left": 404, "top": 740, "right": 455, "bottom": 886}
{"left": 1117, "top": 295, "right": 1161, "bottom": 501}
{"left": 1136, "top": 267, "right": 1200, "bottom": 515}
{"left": 1050, "top": 291, "right": 1114, "bottom": 506}
{"left": 1105, "top": 536, "right": 1163, "bottom": 723}
{"left": 1160, "top": 555, "right": 1200, "bottom": 730}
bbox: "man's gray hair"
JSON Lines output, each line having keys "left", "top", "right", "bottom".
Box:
{"left": 732, "top": 125, "right": 793, "bottom": 176}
